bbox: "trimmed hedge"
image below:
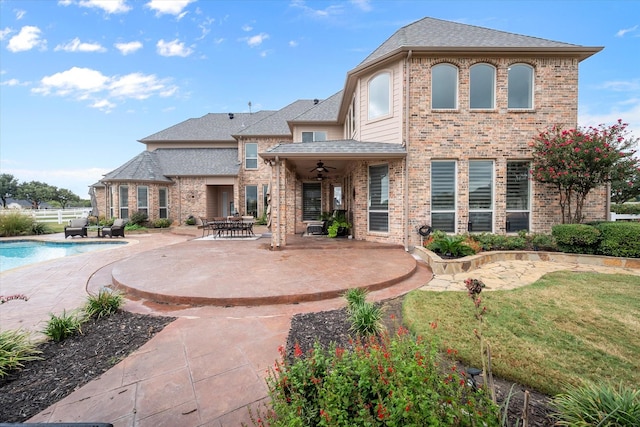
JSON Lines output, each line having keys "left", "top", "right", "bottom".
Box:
{"left": 610, "top": 204, "right": 640, "bottom": 215}
{"left": 552, "top": 224, "right": 601, "bottom": 254}
{"left": 595, "top": 222, "right": 640, "bottom": 258}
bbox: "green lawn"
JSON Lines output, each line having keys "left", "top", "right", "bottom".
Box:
{"left": 403, "top": 271, "right": 640, "bottom": 396}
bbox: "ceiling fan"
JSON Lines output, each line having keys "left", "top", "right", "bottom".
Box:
{"left": 310, "top": 160, "right": 336, "bottom": 173}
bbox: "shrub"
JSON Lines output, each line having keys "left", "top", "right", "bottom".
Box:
{"left": 348, "top": 302, "right": 384, "bottom": 337}
{"left": 42, "top": 310, "right": 84, "bottom": 342}
{"left": 129, "top": 210, "right": 148, "bottom": 226}
{"left": 0, "top": 329, "right": 42, "bottom": 377}
{"left": 0, "top": 211, "right": 35, "bottom": 237}
{"left": 31, "top": 221, "right": 51, "bottom": 235}
{"left": 185, "top": 215, "right": 196, "bottom": 225}
{"left": 262, "top": 330, "right": 500, "bottom": 426}
{"left": 595, "top": 222, "right": 640, "bottom": 258}
{"left": 344, "top": 288, "right": 367, "bottom": 310}
{"left": 531, "top": 233, "right": 557, "bottom": 251}
{"left": 552, "top": 381, "right": 640, "bottom": 426}
{"left": 124, "top": 223, "right": 146, "bottom": 231}
{"left": 552, "top": 224, "right": 601, "bottom": 254}
{"left": 153, "top": 218, "right": 172, "bottom": 228}
{"left": 85, "top": 288, "right": 124, "bottom": 319}
{"left": 610, "top": 203, "right": 640, "bottom": 215}
{"left": 428, "top": 234, "right": 476, "bottom": 257}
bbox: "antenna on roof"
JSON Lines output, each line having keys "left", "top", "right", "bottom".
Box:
{"left": 248, "top": 101, "right": 252, "bottom": 114}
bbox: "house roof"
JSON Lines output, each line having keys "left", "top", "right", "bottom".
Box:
{"left": 139, "top": 111, "right": 274, "bottom": 142}
{"left": 102, "top": 148, "right": 239, "bottom": 182}
{"left": 359, "top": 17, "right": 602, "bottom": 67}
{"left": 261, "top": 140, "right": 406, "bottom": 159}
{"left": 291, "top": 91, "right": 343, "bottom": 123}
{"left": 236, "top": 99, "right": 319, "bottom": 136}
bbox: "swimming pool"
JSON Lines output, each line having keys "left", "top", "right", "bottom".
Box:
{"left": 0, "top": 240, "right": 127, "bottom": 272}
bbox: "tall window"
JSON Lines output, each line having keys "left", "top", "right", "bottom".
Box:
{"left": 506, "top": 161, "right": 531, "bottom": 232}
{"left": 369, "top": 164, "right": 389, "bottom": 232}
{"left": 137, "top": 186, "right": 148, "bottom": 215}
{"left": 468, "top": 161, "right": 493, "bottom": 232}
{"left": 119, "top": 185, "right": 129, "bottom": 219}
{"left": 470, "top": 63, "right": 495, "bottom": 109}
{"left": 508, "top": 64, "right": 534, "bottom": 109}
{"left": 245, "top": 143, "right": 258, "bottom": 169}
{"left": 368, "top": 72, "right": 390, "bottom": 120}
{"left": 302, "top": 182, "right": 321, "bottom": 221}
{"left": 302, "top": 131, "right": 327, "bottom": 142}
{"left": 245, "top": 185, "right": 257, "bottom": 217}
{"left": 109, "top": 186, "right": 114, "bottom": 218}
{"left": 431, "top": 64, "right": 458, "bottom": 109}
{"left": 431, "top": 161, "right": 456, "bottom": 232}
{"left": 158, "top": 187, "right": 168, "bottom": 219}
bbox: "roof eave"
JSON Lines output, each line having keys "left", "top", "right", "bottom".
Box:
{"left": 259, "top": 151, "right": 406, "bottom": 160}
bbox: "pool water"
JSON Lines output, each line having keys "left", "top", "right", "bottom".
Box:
{"left": 0, "top": 240, "right": 126, "bottom": 272}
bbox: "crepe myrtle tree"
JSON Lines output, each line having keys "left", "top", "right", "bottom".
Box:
{"left": 530, "top": 119, "right": 639, "bottom": 223}
{"left": 611, "top": 156, "right": 640, "bottom": 205}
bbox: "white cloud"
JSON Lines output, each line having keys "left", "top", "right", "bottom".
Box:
{"left": 246, "top": 33, "right": 269, "bottom": 47}
{"left": 616, "top": 25, "right": 638, "bottom": 37}
{"left": 599, "top": 79, "right": 640, "bottom": 92}
{"left": 146, "top": 0, "right": 195, "bottom": 16}
{"left": 74, "top": 0, "right": 131, "bottom": 14}
{"left": 242, "top": 24, "right": 253, "bottom": 32}
{"left": 15, "top": 9, "right": 27, "bottom": 20}
{"left": 0, "top": 27, "right": 12, "bottom": 41}
{"left": 290, "top": 0, "right": 344, "bottom": 18}
{"left": 1, "top": 78, "right": 28, "bottom": 86}
{"left": 580, "top": 99, "right": 640, "bottom": 139}
{"left": 114, "top": 41, "right": 143, "bottom": 55}
{"left": 289, "top": 40, "right": 298, "bottom": 47}
{"left": 156, "top": 39, "right": 193, "bottom": 57}
{"left": 54, "top": 37, "right": 107, "bottom": 53}
{"left": 350, "top": 0, "right": 372, "bottom": 11}
{"left": 31, "top": 66, "right": 179, "bottom": 111}
{"left": 7, "top": 26, "right": 46, "bottom": 52}
{"left": 0, "top": 166, "right": 112, "bottom": 197}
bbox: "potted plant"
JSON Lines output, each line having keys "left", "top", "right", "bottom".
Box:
{"left": 327, "top": 212, "right": 350, "bottom": 238}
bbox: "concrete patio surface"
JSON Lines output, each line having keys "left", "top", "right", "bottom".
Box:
{"left": 1, "top": 226, "right": 638, "bottom": 426}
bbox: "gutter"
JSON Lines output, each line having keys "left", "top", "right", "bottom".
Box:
{"left": 404, "top": 50, "right": 412, "bottom": 252}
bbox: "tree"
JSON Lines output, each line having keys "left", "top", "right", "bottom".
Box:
{"left": 531, "top": 120, "right": 639, "bottom": 223}
{"left": 16, "top": 181, "right": 57, "bottom": 209}
{"left": 611, "top": 157, "right": 640, "bottom": 204}
{"left": 0, "top": 173, "right": 19, "bottom": 208}
{"left": 52, "top": 188, "right": 81, "bottom": 209}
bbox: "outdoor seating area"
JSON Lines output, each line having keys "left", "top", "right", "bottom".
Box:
{"left": 64, "top": 218, "right": 88, "bottom": 238}
{"left": 201, "top": 216, "right": 255, "bottom": 238}
{"left": 102, "top": 219, "right": 126, "bottom": 238}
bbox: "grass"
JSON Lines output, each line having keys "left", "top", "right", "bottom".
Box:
{"left": 85, "top": 288, "right": 124, "bottom": 319}
{"left": 42, "top": 310, "right": 85, "bottom": 342}
{"left": 403, "top": 271, "right": 640, "bottom": 396}
{"left": 0, "top": 329, "right": 42, "bottom": 377}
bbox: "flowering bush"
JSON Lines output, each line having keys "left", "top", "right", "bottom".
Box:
{"left": 259, "top": 329, "right": 500, "bottom": 426}
{"left": 531, "top": 120, "right": 639, "bottom": 224}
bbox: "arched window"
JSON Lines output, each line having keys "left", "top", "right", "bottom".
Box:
{"left": 508, "top": 64, "right": 534, "bottom": 109}
{"left": 431, "top": 64, "right": 458, "bottom": 109}
{"left": 368, "top": 72, "right": 390, "bottom": 120}
{"left": 470, "top": 63, "right": 496, "bottom": 109}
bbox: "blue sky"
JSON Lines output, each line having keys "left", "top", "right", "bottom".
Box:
{"left": 1, "top": 0, "right": 638, "bottom": 198}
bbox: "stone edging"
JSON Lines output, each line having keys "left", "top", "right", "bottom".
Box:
{"left": 412, "top": 246, "right": 640, "bottom": 275}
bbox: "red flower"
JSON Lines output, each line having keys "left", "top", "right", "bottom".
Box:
{"left": 294, "top": 343, "right": 303, "bottom": 358}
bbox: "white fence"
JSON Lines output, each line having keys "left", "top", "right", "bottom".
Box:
{"left": 0, "top": 208, "right": 91, "bottom": 224}
{"left": 611, "top": 212, "right": 640, "bottom": 222}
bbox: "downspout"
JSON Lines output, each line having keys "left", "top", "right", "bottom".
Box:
{"left": 404, "top": 50, "right": 413, "bottom": 252}
{"left": 276, "top": 156, "right": 281, "bottom": 248}
{"left": 177, "top": 177, "right": 182, "bottom": 225}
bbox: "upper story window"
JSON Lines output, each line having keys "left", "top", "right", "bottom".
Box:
{"left": 368, "top": 72, "right": 390, "bottom": 120}
{"left": 508, "top": 64, "right": 534, "bottom": 109}
{"left": 302, "top": 131, "right": 327, "bottom": 142}
{"left": 245, "top": 143, "right": 258, "bottom": 169}
{"left": 432, "top": 64, "right": 458, "bottom": 109}
{"left": 470, "top": 63, "right": 496, "bottom": 109}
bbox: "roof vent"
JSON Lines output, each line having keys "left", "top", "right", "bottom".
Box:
{"left": 228, "top": 113, "right": 234, "bottom": 119}
{"left": 313, "top": 99, "right": 319, "bottom": 105}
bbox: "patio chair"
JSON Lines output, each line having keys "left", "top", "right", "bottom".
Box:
{"left": 102, "top": 219, "right": 126, "bottom": 238}
{"left": 64, "top": 218, "right": 88, "bottom": 238}
{"left": 241, "top": 216, "right": 255, "bottom": 236}
{"left": 197, "top": 217, "right": 213, "bottom": 237}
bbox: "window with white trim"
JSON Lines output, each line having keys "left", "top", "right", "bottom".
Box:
{"left": 245, "top": 185, "right": 257, "bottom": 217}
{"left": 245, "top": 143, "right": 258, "bottom": 169}
{"left": 158, "top": 187, "right": 168, "bottom": 219}
{"left": 470, "top": 63, "right": 496, "bottom": 109}
{"left": 368, "top": 72, "right": 390, "bottom": 120}
{"left": 506, "top": 161, "right": 531, "bottom": 232}
{"left": 508, "top": 64, "right": 534, "bottom": 109}
{"left": 302, "top": 182, "right": 321, "bottom": 221}
{"left": 137, "top": 186, "right": 148, "bottom": 216}
{"left": 302, "top": 131, "right": 327, "bottom": 142}
{"left": 432, "top": 64, "right": 458, "bottom": 109}
{"left": 119, "top": 185, "right": 129, "bottom": 219}
{"left": 369, "top": 164, "right": 389, "bottom": 232}
{"left": 431, "top": 161, "right": 456, "bottom": 232}
{"left": 468, "top": 161, "right": 493, "bottom": 232}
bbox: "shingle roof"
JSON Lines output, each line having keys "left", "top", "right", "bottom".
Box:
{"left": 236, "top": 100, "right": 319, "bottom": 136}
{"left": 292, "top": 91, "right": 343, "bottom": 122}
{"left": 102, "top": 148, "right": 239, "bottom": 181}
{"left": 262, "top": 140, "right": 406, "bottom": 157}
{"left": 360, "top": 16, "right": 594, "bottom": 66}
{"left": 139, "top": 111, "right": 274, "bottom": 142}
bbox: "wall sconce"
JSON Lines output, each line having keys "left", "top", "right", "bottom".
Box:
{"left": 264, "top": 159, "right": 276, "bottom": 166}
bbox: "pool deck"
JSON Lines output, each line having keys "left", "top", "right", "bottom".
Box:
{"left": 1, "top": 227, "right": 638, "bottom": 426}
